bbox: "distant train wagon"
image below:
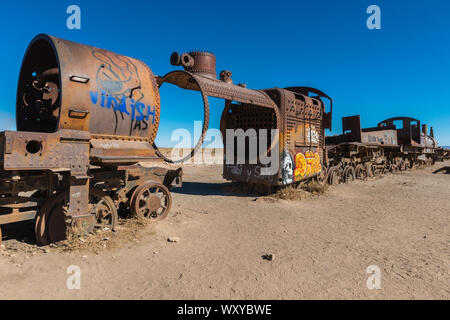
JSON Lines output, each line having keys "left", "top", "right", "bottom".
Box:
{"left": 325, "top": 116, "right": 443, "bottom": 184}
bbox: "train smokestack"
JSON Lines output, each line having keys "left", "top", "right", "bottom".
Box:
{"left": 430, "top": 127, "right": 434, "bottom": 138}
{"left": 170, "top": 50, "right": 216, "bottom": 79}
{"left": 422, "top": 124, "right": 428, "bottom": 135}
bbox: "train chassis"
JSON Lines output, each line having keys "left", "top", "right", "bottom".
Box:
{"left": 325, "top": 143, "right": 437, "bottom": 185}
{"left": 0, "top": 165, "right": 182, "bottom": 246}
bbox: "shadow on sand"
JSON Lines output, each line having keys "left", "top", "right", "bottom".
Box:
{"left": 172, "top": 181, "right": 260, "bottom": 197}
{"left": 1, "top": 221, "right": 37, "bottom": 246}
{"left": 433, "top": 166, "right": 450, "bottom": 174}
{"left": 0, "top": 182, "right": 265, "bottom": 246}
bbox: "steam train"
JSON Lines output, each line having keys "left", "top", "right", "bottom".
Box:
{"left": 325, "top": 116, "right": 444, "bottom": 185}
{"left": 0, "top": 34, "right": 445, "bottom": 246}
{"left": 0, "top": 34, "right": 183, "bottom": 245}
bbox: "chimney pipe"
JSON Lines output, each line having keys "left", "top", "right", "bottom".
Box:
{"left": 422, "top": 124, "right": 428, "bottom": 135}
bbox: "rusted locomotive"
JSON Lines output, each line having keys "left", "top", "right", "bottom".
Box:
{"left": 325, "top": 115, "right": 443, "bottom": 184}
{"left": 220, "top": 87, "right": 332, "bottom": 187}
{"left": 0, "top": 34, "right": 183, "bottom": 245}
{"left": 160, "top": 51, "right": 333, "bottom": 187}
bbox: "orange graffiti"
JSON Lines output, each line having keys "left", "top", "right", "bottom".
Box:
{"left": 294, "top": 151, "right": 322, "bottom": 179}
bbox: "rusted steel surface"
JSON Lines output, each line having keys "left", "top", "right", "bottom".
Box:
{"left": 17, "top": 34, "right": 160, "bottom": 140}
{"left": 155, "top": 51, "right": 282, "bottom": 164}
{"left": 221, "top": 87, "right": 331, "bottom": 186}
{"left": 377, "top": 117, "right": 421, "bottom": 146}
{"left": 162, "top": 50, "right": 278, "bottom": 108}
{"left": 284, "top": 87, "right": 333, "bottom": 131}
{"left": 156, "top": 70, "right": 210, "bottom": 163}
{"left": 0, "top": 34, "right": 186, "bottom": 245}
{"left": 1, "top": 130, "right": 90, "bottom": 171}
{"left": 158, "top": 70, "right": 278, "bottom": 109}
{"left": 0, "top": 34, "right": 444, "bottom": 245}
{"left": 17, "top": 34, "right": 161, "bottom": 164}
{"left": 170, "top": 50, "right": 217, "bottom": 79}
{"left": 90, "top": 138, "right": 161, "bottom": 164}
{"left": 0, "top": 129, "right": 92, "bottom": 219}
{"left": 130, "top": 181, "right": 172, "bottom": 220}
{"left": 159, "top": 51, "right": 331, "bottom": 186}
{"left": 361, "top": 130, "right": 398, "bottom": 146}
{"left": 326, "top": 115, "right": 442, "bottom": 184}
{"left": 0, "top": 161, "right": 182, "bottom": 239}
{"left": 327, "top": 115, "right": 399, "bottom": 146}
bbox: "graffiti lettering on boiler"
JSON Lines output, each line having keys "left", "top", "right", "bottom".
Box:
{"left": 90, "top": 90, "right": 156, "bottom": 124}
{"left": 294, "top": 150, "right": 322, "bottom": 180}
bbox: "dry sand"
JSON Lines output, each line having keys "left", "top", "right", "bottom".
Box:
{"left": 0, "top": 161, "right": 449, "bottom": 299}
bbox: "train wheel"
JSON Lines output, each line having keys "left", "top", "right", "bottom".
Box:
{"left": 355, "top": 164, "right": 367, "bottom": 180}
{"left": 47, "top": 190, "right": 117, "bottom": 243}
{"left": 406, "top": 159, "right": 412, "bottom": 170}
{"left": 327, "top": 167, "right": 340, "bottom": 186}
{"left": 364, "top": 163, "right": 373, "bottom": 178}
{"left": 130, "top": 182, "right": 172, "bottom": 221}
{"left": 326, "top": 168, "right": 333, "bottom": 185}
{"left": 343, "top": 166, "right": 356, "bottom": 183}
{"left": 47, "top": 192, "right": 70, "bottom": 244}
{"left": 398, "top": 160, "right": 405, "bottom": 171}
{"left": 90, "top": 189, "right": 118, "bottom": 231}
{"left": 389, "top": 164, "right": 397, "bottom": 173}
{"left": 35, "top": 193, "right": 60, "bottom": 246}
{"left": 36, "top": 190, "right": 118, "bottom": 245}
{"left": 400, "top": 159, "right": 409, "bottom": 171}
{"left": 313, "top": 168, "right": 328, "bottom": 187}
{"left": 373, "top": 166, "right": 382, "bottom": 177}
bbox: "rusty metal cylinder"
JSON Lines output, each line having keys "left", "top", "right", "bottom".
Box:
{"left": 186, "top": 51, "right": 216, "bottom": 79}
{"left": 16, "top": 34, "right": 160, "bottom": 142}
{"left": 422, "top": 124, "right": 428, "bottom": 135}
{"left": 169, "top": 51, "right": 216, "bottom": 79}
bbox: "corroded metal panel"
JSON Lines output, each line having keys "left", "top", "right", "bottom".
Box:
{"left": 1, "top": 130, "right": 90, "bottom": 171}
{"left": 17, "top": 34, "right": 160, "bottom": 142}
{"left": 361, "top": 130, "right": 398, "bottom": 146}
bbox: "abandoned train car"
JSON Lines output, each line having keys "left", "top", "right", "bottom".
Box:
{"left": 325, "top": 115, "right": 442, "bottom": 184}
{"left": 0, "top": 34, "right": 182, "bottom": 245}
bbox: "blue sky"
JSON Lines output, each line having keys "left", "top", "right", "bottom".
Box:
{"left": 0, "top": 0, "right": 449, "bottom": 146}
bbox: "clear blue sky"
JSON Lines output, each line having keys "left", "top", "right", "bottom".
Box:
{"left": 1, "top": 0, "right": 449, "bottom": 147}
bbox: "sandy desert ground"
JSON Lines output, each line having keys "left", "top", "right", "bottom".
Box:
{"left": 0, "top": 161, "right": 449, "bottom": 300}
